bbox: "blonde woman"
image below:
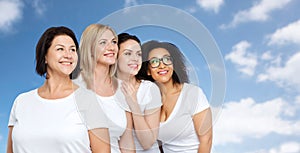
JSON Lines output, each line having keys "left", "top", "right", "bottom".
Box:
{"left": 74, "top": 24, "right": 135, "bottom": 153}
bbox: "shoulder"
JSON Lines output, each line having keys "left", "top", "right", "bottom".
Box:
{"left": 72, "top": 75, "right": 88, "bottom": 88}
{"left": 183, "top": 83, "right": 204, "bottom": 94}
{"left": 15, "top": 89, "right": 37, "bottom": 101}
{"left": 74, "top": 87, "right": 96, "bottom": 100}
{"left": 140, "top": 80, "right": 158, "bottom": 89}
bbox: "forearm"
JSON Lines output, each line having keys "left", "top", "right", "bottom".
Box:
{"left": 6, "top": 127, "right": 13, "bottom": 153}
{"left": 132, "top": 114, "right": 158, "bottom": 149}
{"left": 197, "top": 139, "right": 212, "bottom": 153}
{"left": 120, "top": 112, "right": 136, "bottom": 153}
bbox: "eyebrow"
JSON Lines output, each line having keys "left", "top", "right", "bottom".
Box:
{"left": 123, "top": 49, "right": 141, "bottom": 52}
{"left": 55, "top": 44, "right": 76, "bottom": 48}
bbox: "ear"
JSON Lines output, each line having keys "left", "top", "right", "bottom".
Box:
{"left": 147, "top": 69, "right": 151, "bottom": 76}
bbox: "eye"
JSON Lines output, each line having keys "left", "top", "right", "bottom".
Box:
{"left": 150, "top": 58, "right": 159, "bottom": 64}
{"left": 124, "top": 52, "right": 131, "bottom": 56}
{"left": 99, "top": 40, "right": 107, "bottom": 45}
{"left": 57, "top": 48, "right": 64, "bottom": 51}
{"left": 164, "top": 56, "right": 171, "bottom": 61}
{"left": 137, "top": 52, "right": 142, "bottom": 56}
{"left": 71, "top": 48, "right": 76, "bottom": 52}
{"left": 112, "top": 40, "right": 117, "bottom": 44}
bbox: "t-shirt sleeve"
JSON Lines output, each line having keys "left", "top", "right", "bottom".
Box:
{"left": 186, "top": 84, "right": 210, "bottom": 115}
{"left": 8, "top": 96, "right": 20, "bottom": 127}
{"left": 145, "top": 83, "right": 162, "bottom": 110}
{"left": 75, "top": 88, "right": 108, "bottom": 130}
{"left": 193, "top": 87, "right": 210, "bottom": 115}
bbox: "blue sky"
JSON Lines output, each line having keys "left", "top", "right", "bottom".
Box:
{"left": 1, "top": 0, "right": 300, "bottom": 153}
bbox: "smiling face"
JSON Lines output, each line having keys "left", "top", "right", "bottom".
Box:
{"left": 96, "top": 29, "right": 118, "bottom": 66}
{"left": 147, "top": 47, "right": 174, "bottom": 84}
{"left": 45, "top": 35, "right": 78, "bottom": 77}
{"left": 117, "top": 39, "right": 142, "bottom": 77}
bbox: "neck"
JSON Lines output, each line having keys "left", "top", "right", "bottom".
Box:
{"left": 93, "top": 64, "right": 116, "bottom": 96}
{"left": 39, "top": 75, "right": 76, "bottom": 99}
{"left": 94, "top": 64, "right": 111, "bottom": 84}
{"left": 117, "top": 71, "right": 137, "bottom": 84}
{"left": 157, "top": 80, "right": 182, "bottom": 96}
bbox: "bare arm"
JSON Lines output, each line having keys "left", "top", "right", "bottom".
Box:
{"left": 6, "top": 126, "right": 13, "bottom": 153}
{"left": 89, "top": 128, "right": 111, "bottom": 153}
{"left": 193, "top": 108, "right": 213, "bottom": 153}
{"left": 121, "top": 82, "right": 160, "bottom": 149}
{"left": 119, "top": 112, "right": 136, "bottom": 153}
{"left": 132, "top": 107, "right": 160, "bottom": 150}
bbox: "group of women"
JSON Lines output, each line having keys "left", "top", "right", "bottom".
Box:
{"left": 7, "top": 23, "right": 213, "bottom": 153}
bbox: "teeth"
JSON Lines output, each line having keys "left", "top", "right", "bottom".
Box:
{"left": 158, "top": 70, "right": 167, "bottom": 74}
{"left": 60, "top": 62, "right": 72, "bottom": 65}
{"left": 105, "top": 53, "right": 114, "bottom": 57}
{"left": 129, "top": 64, "right": 138, "bottom": 68}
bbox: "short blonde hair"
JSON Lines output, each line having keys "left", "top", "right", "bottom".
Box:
{"left": 79, "top": 23, "right": 118, "bottom": 89}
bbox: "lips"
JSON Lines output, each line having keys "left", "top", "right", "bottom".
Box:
{"left": 158, "top": 70, "right": 168, "bottom": 75}
{"left": 128, "top": 64, "right": 138, "bottom": 69}
{"left": 104, "top": 52, "right": 115, "bottom": 57}
{"left": 59, "top": 61, "right": 73, "bottom": 65}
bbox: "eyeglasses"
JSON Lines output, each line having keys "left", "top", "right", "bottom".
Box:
{"left": 148, "top": 56, "right": 173, "bottom": 68}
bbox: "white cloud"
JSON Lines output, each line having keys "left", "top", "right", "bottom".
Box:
{"left": 220, "top": 0, "right": 292, "bottom": 29}
{"left": 124, "top": 0, "right": 138, "bottom": 8}
{"left": 225, "top": 41, "right": 257, "bottom": 76}
{"left": 213, "top": 97, "right": 300, "bottom": 145}
{"left": 32, "top": 0, "right": 47, "bottom": 16}
{"left": 196, "top": 0, "right": 224, "bottom": 13}
{"left": 0, "top": 0, "right": 23, "bottom": 33}
{"left": 257, "top": 52, "right": 300, "bottom": 92}
{"left": 267, "top": 20, "right": 300, "bottom": 46}
{"left": 261, "top": 51, "right": 273, "bottom": 61}
{"left": 246, "top": 141, "right": 300, "bottom": 153}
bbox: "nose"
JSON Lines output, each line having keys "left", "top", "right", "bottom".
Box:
{"left": 64, "top": 50, "right": 72, "bottom": 59}
{"left": 131, "top": 54, "right": 140, "bottom": 61}
{"left": 158, "top": 60, "right": 166, "bottom": 68}
{"left": 107, "top": 42, "right": 116, "bottom": 51}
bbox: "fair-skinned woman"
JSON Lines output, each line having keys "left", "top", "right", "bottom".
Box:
{"left": 137, "top": 40, "right": 213, "bottom": 153}
{"left": 7, "top": 26, "right": 110, "bottom": 153}
{"left": 74, "top": 24, "right": 135, "bottom": 153}
{"left": 116, "top": 33, "right": 161, "bottom": 153}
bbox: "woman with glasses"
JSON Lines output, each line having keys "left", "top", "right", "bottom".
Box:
{"left": 116, "top": 33, "right": 162, "bottom": 153}
{"left": 136, "top": 40, "right": 213, "bottom": 153}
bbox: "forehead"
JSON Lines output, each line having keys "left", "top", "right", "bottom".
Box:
{"left": 148, "top": 47, "right": 170, "bottom": 58}
{"left": 120, "top": 39, "right": 141, "bottom": 50}
{"left": 52, "top": 35, "right": 74, "bottom": 45}
{"left": 99, "top": 29, "right": 115, "bottom": 39}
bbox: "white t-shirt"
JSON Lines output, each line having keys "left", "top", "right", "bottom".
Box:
{"left": 8, "top": 87, "right": 108, "bottom": 153}
{"left": 74, "top": 76, "right": 129, "bottom": 153}
{"left": 117, "top": 80, "right": 162, "bottom": 153}
{"left": 158, "top": 83, "right": 210, "bottom": 153}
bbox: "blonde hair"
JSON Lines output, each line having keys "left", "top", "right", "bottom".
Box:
{"left": 79, "top": 23, "right": 118, "bottom": 89}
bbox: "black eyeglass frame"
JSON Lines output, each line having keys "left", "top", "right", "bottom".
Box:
{"left": 148, "top": 55, "right": 173, "bottom": 68}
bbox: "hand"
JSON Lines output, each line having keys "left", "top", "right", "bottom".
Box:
{"left": 121, "top": 81, "right": 138, "bottom": 108}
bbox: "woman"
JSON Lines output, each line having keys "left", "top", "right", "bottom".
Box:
{"left": 137, "top": 40, "right": 213, "bottom": 153}
{"left": 74, "top": 24, "right": 135, "bottom": 153}
{"left": 116, "top": 33, "right": 161, "bottom": 153}
{"left": 7, "top": 26, "right": 110, "bottom": 153}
